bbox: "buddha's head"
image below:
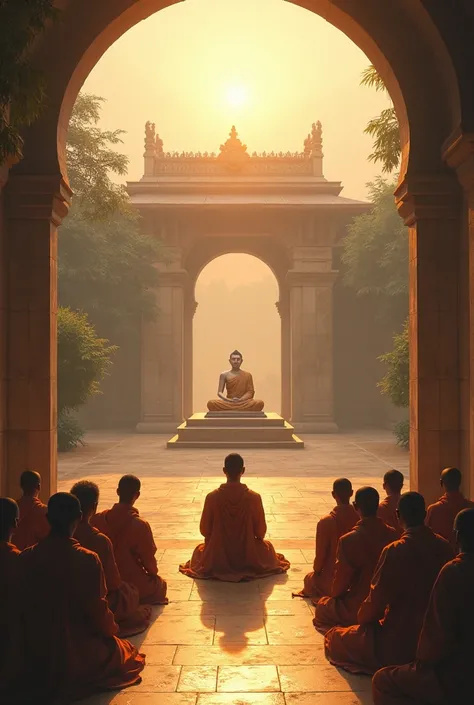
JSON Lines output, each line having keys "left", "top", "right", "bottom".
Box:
{"left": 229, "top": 350, "right": 243, "bottom": 371}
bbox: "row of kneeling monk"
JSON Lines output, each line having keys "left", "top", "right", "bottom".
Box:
{"left": 0, "top": 457, "right": 473, "bottom": 704}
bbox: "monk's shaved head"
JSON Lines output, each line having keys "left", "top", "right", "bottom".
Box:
{"left": 47, "top": 493, "right": 81, "bottom": 534}
{"left": 71, "top": 480, "right": 99, "bottom": 515}
{"left": 118, "top": 475, "right": 141, "bottom": 503}
{"left": 454, "top": 507, "right": 474, "bottom": 552}
{"left": 354, "top": 486, "right": 379, "bottom": 517}
{"left": 332, "top": 478, "right": 353, "bottom": 503}
{"left": 20, "top": 470, "right": 41, "bottom": 495}
{"left": 0, "top": 497, "right": 19, "bottom": 540}
{"left": 224, "top": 453, "right": 245, "bottom": 480}
{"left": 383, "top": 469, "right": 404, "bottom": 494}
{"left": 230, "top": 350, "right": 243, "bottom": 359}
{"left": 397, "top": 492, "right": 426, "bottom": 527}
{"left": 440, "top": 467, "right": 462, "bottom": 492}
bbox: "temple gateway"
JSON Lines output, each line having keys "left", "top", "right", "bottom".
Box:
{"left": 126, "top": 123, "right": 370, "bottom": 436}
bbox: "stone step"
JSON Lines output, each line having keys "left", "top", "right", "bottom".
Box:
{"left": 187, "top": 412, "right": 285, "bottom": 428}
{"left": 167, "top": 434, "right": 305, "bottom": 449}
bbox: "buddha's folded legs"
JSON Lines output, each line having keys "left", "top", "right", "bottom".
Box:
{"left": 207, "top": 399, "right": 264, "bottom": 411}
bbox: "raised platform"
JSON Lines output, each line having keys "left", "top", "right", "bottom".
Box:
{"left": 167, "top": 412, "right": 304, "bottom": 449}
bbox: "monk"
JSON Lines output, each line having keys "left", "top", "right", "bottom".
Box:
{"left": 0, "top": 498, "right": 20, "bottom": 684}
{"left": 426, "top": 466, "right": 474, "bottom": 546}
{"left": 325, "top": 492, "right": 454, "bottom": 674}
{"left": 372, "top": 507, "right": 474, "bottom": 705}
{"left": 179, "top": 453, "right": 290, "bottom": 581}
{"left": 92, "top": 474, "right": 168, "bottom": 605}
{"left": 207, "top": 349, "right": 264, "bottom": 412}
{"left": 11, "top": 469, "right": 49, "bottom": 550}
{"left": 71, "top": 480, "right": 152, "bottom": 637}
{"left": 2, "top": 493, "right": 145, "bottom": 704}
{"left": 377, "top": 469, "right": 404, "bottom": 537}
{"left": 313, "top": 486, "right": 397, "bottom": 634}
{"left": 293, "top": 478, "right": 358, "bottom": 598}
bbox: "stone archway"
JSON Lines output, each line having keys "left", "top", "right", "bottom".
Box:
{"left": 2, "top": 0, "right": 474, "bottom": 504}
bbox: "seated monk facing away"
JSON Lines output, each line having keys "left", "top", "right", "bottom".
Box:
{"left": 92, "top": 475, "right": 168, "bottom": 605}
{"left": 313, "top": 486, "right": 397, "bottom": 634}
{"left": 180, "top": 453, "right": 290, "bottom": 581}
{"left": 426, "top": 466, "right": 474, "bottom": 546}
{"left": 2, "top": 493, "right": 145, "bottom": 704}
{"left": 207, "top": 349, "right": 264, "bottom": 412}
{"left": 372, "top": 507, "right": 474, "bottom": 705}
{"left": 11, "top": 469, "right": 49, "bottom": 550}
{"left": 71, "top": 480, "right": 152, "bottom": 637}
{"left": 0, "top": 498, "right": 20, "bottom": 684}
{"left": 293, "top": 478, "right": 358, "bottom": 598}
{"left": 377, "top": 469, "right": 404, "bottom": 537}
{"left": 325, "top": 492, "right": 454, "bottom": 675}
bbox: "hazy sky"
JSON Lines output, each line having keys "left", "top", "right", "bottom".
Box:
{"left": 81, "top": 0, "right": 392, "bottom": 413}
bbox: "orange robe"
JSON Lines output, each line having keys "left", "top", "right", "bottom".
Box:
{"left": 294, "top": 503, "right": 359, "bottom": 598}
{"left": 0, "top": 541, "right": 20, "bottom": 684}
{"left": 92, "top": 503, "right": 168, "bottom": 605}
{"left": 426, "top": 491, "right": 474, "bottom": 546}
{"left": 377, "top": 494, "right": 402, "bottom": 537}
{"left": 74, "top": 521, "right": 151, "bottom": 636}
{"left": 372, "top": 552, "right": 474, "bottom": 705}
{"left": 11, "top": 495, "right": 49, "bottom": 550}
{"left": 207, "top": 370, "right": 264, "bottom": 411}
{"left": 2, "top": 534, "right": 144, "bottom": 703}
{"left": 313, "top": 517, "right": 397, "bottom": 633}
{"left": 179, "top": 483, "right": 290, "bottom": 582}
{"left": 325, "top": 526, "right": 454, "bottom": 674}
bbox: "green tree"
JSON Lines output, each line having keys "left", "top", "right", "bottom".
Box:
{"left": 0, "top": 0, "right": 57, "bottom": 163}
{"left": 378, "top": 321, "right": 409, "bottom": 448}
{"left": 361, "top": 65, "right": 401, "bottom": 173}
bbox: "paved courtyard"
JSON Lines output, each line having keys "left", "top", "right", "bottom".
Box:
{"left": 58, "top": 430, "right": 409, "bottom": 705}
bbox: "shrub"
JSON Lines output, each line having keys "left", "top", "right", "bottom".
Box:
{"left": 57, "top": 410, "right": 84, "bottom": 452}
{"left": 394, "top": 419, "right": 409, "bottom": 449}
{"left": 378, "top": 319, "right": 409, "bottom": 408}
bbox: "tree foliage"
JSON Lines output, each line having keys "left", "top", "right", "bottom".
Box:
{"left": 57, "top": 306, "right": 117, "bottom": 414}
{"left": 361, "top": 65, "right": 401, "bottom": 173}
{"left": 0, "top": 0, "right": 57, "bottom": 163}
{"left": 378, "top": 319, "right": 409, "bottom": 408}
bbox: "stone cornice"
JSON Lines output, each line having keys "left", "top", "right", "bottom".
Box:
{"left": 6, "top": 174, "right": 72, "bottom": 226}
{"left": 157, "top": 270, "right": 190, "bottom": 288}
{"left": 443, "top": 131, "right": 474, "bottom": 191}
{"left": 286, "top": 270, "right": 338, "bottom": 287}
{"left": 394, "top": 172, "right": 460, "bottom": 226}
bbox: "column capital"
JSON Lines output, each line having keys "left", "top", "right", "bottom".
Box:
{"left": 394, "top": 172, "right": 460, "bottom": 226}
{"left": 157, "top": 269, "right": 190, "bottom": 288}
{"left": 443, "top": 131, "right": 474, "bottom": 191}
{"left": 286, "top": 270, "right": 338, "bottom": 287}
{"left": 6, "top": 174, "right": 72, "bottom": 226}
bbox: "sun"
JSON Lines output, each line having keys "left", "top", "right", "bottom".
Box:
{"left": 225, "top": 84, "right": 249, "bottom": 108}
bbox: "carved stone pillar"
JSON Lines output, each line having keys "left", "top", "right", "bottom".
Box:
{"left": 396, "top": 173, "right": 463, "bottom": 503}
{"left": 3, "top": 174, "right": 70, "bottom": 498}
{"left": 183, "top": 297, "right": 198, "bottom": 419}
{"left": 287, "top": 270, "right": 338, "bottom": 432}
{"left": 136, "top": 271, "right": 188, "bottom": 433}
{"left": 276, "top": 291, "right": 291, "bottom": 419}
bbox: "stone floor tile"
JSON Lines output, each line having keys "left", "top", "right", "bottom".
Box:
{"left": 177, "top": 666, "right": 218, "bottom": 692}
{"left": 285, "top": 693, "right": 374, "bottom": 705}
{"left": 108, "top": 696, "right": 198, "bottom": 705}
{"left": 278, "top": 665, "right": 371, "bottom": 692}
{"left": 197, "top": 694, "right": 285, "bottom": 705}
{"left": 190, "top": 581, "right": 261, "bottom": 601}
{"left": 217, "top": 665, "right": 280, "bottom": 692}
{"left": 128, "top": 644, "right": 177, "bottom": 665}
{"left": 174, "top": 644, "right": 326, "bottom": 666}
{"left": 214, "top": 614, "right": 268, "bottom": 644}
{"left": 265, "top": 615, "right": 322, "bottom": 645}
{"left": 166, "top": 582, "right": 195, "bottom": 601}
{"left": 258, "top": 582, "right": 302, "bottom": 600}
{"left": 127, "top": 665, "right": 182, "bottom": 692}
{"left": 140, "top": 615, "right": 215, "bottom": 645}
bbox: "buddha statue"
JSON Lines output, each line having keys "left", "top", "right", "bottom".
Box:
{"left": 207, "top": 350, "right": 264, "bottom": 412}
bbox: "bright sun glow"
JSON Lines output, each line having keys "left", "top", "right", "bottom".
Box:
{"left": 225, "top": 84, "right": 249, "bottom": 108}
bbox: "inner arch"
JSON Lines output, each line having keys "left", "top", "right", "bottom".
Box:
{"left": 193, "top": 254, "right": 281, "bottom": 413}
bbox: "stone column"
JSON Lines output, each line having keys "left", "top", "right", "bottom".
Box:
{"left": 183, "top": 297, "right": 198, "bottom": 419}
{"left": 276, "top": 290, "right": 291, "bottom": 420}
{"left": 396, "top": 174, "right": 463, "bottom": 503}
{"left": 3, "top": 175, "right": 70, "bottom": 498}
{"left": 136, "top": 270, "right": 188, "bottom": 433}
{"left": 287, "top": 270, "right": 338, "bottom": 432}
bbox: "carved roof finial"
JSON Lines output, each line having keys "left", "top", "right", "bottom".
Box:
{"left": 217, "top": 126, "right": 249, "bottom": 170}
{"left": 144, "top": 121, "right": 156, "bottom": 155}
{"left": 303, "top": 133, "right": 312, "bottom": 158}
{"left": 311, "top": 121, "right": 323, "bottom": 154}
{"left": 155, "top": 132, "right": 164, "bottom": 157}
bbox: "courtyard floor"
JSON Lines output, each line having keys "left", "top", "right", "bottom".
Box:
{"left": 58, "top": 430, "right": 409, "bottom": 705}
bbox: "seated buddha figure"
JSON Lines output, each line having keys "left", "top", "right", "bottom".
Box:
{"left": 207, "top": 350, "right": 264, "bottom": 412}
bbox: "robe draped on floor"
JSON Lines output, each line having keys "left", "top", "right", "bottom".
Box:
{"left": 207, "top": 370, "right": 264, "bottom": 411}
{"left": 293, "top": 503, "right": 358, "bottom": 598}
{"left": 74, "top": 521, "right": 151, "bottom": 636}
{"left": 93, "top": 503, "right": 168, "bottom": 605}
{"left": 11, "top": 495, "right": 49, "bottom": 550}
{"left": 313, "top": 517, "right": 397, "bottom": 633}
{"left": 179, "top": 483, "right": 290, "bottom": 581}
{"left": 2, "top": 534, "right": 145, "bottom": 704}
{"left": 426, "top": 491, "right": 474, "bottom": 546}
{"left": 372, "top": 552, "right": 474, "bottom": 705}
{"left": 377, "top": 494, "right": 402, "bottom": 537}
{"left": 325, "top": 525, "right": 454, "bottom": 674}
